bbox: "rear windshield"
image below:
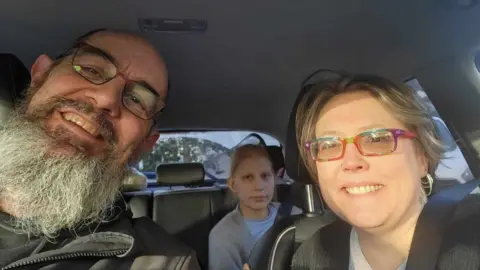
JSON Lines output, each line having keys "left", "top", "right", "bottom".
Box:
{"left": 135, "top": 131, "right": 281, "bottom": 182}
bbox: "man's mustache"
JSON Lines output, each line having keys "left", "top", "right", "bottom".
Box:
{"left": 27, "top": 97, "right": 117, "bottom": 144}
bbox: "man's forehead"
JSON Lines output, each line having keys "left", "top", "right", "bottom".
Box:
{"left": 84, "top": 32, "right": 168, "bottom": 97}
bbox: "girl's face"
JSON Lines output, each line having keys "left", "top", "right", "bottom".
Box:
{"left": 229, "top": 156, "right": 275, "bottom": 211}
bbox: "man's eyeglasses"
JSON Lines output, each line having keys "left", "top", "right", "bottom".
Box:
{"left": 305, "top": 129, "right": 417, "bottom": 162}
{"left": 57, "top": 42, "right": 165, "bottom": 120}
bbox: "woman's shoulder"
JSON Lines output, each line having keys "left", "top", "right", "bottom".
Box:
{"left": 437, "top": 195, "right": 480, "bottom": 267}
{"left": 452, "top": 194, "right": 480, "bottom": 222}
{"left": 443, "top": 194, "right": 480, "bottom": 242}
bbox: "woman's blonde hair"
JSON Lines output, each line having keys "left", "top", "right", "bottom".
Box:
{"left": 229, "top": 144, "right": 274, "bottom": 178}
{"left": 296, "top": 72, "right": 445, "bottom": 185}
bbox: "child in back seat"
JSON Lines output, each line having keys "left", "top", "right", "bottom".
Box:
{"left": 208, "top": 144, "right": 301, "bottom": 270}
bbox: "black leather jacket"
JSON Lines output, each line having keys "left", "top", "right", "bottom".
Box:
{"left": 0, "top": 202, "right": 200, "bottom": 270}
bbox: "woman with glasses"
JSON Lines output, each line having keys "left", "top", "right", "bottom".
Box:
{"left": 294, "top": 72, "right": 480, "bottom": 269}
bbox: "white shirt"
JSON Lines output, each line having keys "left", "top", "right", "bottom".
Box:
{"left": 348, "top": 228, "right": 407, "bottom": 270}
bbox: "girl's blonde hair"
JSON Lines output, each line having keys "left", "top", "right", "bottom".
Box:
{"left": 229, "top": 144, "right": 274, "bottom": 178}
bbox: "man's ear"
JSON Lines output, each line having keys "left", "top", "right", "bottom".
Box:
{"left": 31, "top": 54, "right": 54, "bottom": 88}
{"left": 128, "top": 131, "right": 160, "bottom": 167}
{"left": 140, "top": 130, "right": 160, "bottom": 153}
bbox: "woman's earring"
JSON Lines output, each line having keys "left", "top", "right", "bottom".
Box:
{"left": 421, "top": 173, "right": 434, "bottom": 196}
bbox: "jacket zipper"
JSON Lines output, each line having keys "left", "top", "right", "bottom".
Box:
{"left": 1, "top": 249, "right": 128, "bottom": 270}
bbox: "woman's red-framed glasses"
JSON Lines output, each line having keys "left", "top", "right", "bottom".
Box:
{"left": 305, "top": 128, "right": 417, "bottom": 162}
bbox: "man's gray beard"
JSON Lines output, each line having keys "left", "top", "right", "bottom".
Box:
{"left": 0, "top": 113, "right": 128, "bottom": 240}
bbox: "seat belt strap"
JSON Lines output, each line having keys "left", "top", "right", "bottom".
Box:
{"left": 249, "top": 200, "right": 294, "bottom": 269}
{"left": 406, "top": 178, "right": 480, "bottom": 270}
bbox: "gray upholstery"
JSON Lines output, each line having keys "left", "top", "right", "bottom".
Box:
{"left": 145, "top": 163, "right": 224, "bottom": 268}
{"left": 153, "top": 187, "right": 223, "bottom": 269}
{"left": 156, "top": 163, "right": 205, "bottom": 186}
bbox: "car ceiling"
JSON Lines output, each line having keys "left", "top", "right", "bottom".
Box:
{"left": 1, "top": 0, "right": 480, "bottom": 143}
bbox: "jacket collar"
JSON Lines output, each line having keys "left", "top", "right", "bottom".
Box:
{"left": 2, "top": 198, "right": 146, "bottom": 269}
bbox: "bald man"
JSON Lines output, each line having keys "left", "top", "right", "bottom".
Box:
{"left": 0, "top": 29, "right": 200, "bottom": 269}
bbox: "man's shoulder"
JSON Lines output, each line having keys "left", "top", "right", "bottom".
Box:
{"left": 454, "top": 194, "right": 480, "bottom": 217}
{"left": 441, "top": 194, "right": 480, "bottom": 243}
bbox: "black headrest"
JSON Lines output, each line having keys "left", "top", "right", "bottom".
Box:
{"left": 156, "top": 163, "right": 205, "bottom": 186}
{"left": 285, "top": 85, "right": 315, "bottom": 184}
{"left": 0, "top": 54, "right": 30, "bottom": 105}
{"left": 266, "top": 145, "right": 285, "bottom": 175}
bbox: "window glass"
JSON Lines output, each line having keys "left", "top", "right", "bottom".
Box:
{"left": 405, "top": 78, "right": 474, "bottom": 183}
{"left": 136, "top": 131, "right": 281, "bottom": 182}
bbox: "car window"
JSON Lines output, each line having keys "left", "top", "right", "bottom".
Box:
{"left": 405, "top": 78, "right": 474, "bottom": 183}
{"left": 135, "top": 131, "right": 281, "bottom": 182}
